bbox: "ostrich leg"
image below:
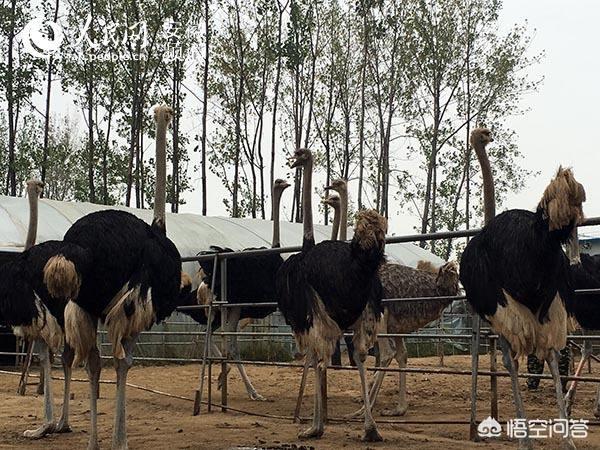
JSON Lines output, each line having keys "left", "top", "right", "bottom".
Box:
{"left": 298, "top": 352, "right": 324, "bottom": 439}
{"left": 547, "top": 350, "right": 577, "bottom": 450}
{"left": 382, "top": 336, "right": 409, "bottom": 416}
{"left": 347, "top": 335, "right": 396, "bottom": 418}
{"left": 498, "top": 337, "right": 532, "bottom": 450}
{"left": 222, "top": 307, "right": 266, "bottom": 401}
{"left": 294, "top": 356, "right": 312, "bottom": 422}
{"left": 353, "top": 346, "right": 382, "bottom": 442}
{"left": 86, "top": 346, "right": 101, "bottom": 450}
{"left": 565, "top": 340, "right": 591, "bottom": 415}
{"left": 23, "top": 340, "right": 56, "bottom": 438}
{"left": 112, "top": 337, "right": 137, "bottom": 450}
{"left": 55, "top": 344, "right": 74, "bottom": 433}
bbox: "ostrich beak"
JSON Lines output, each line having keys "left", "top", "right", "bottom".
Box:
{"left": 281, "top": 181, "right": 291, "bottom": 189}
{"left": 289, "top": 157, "right": 302, "bottom": 168}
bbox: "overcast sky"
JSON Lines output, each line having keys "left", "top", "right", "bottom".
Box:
{"left": 498, "top": 0, "right": 600, "bottom": 238}
{"left": 40, "top": 0, "right": 600, "bottom": 239}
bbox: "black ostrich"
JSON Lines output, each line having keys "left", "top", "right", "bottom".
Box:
{"left": 0, "top": 180, "right": 88, "bottom": 438}
{"left": 324, "top": 180, "right": 356, "bottom": 367}
{"left": 562, "top": 253, "right": 600, "bottom": 415}
{"left": 275, "top": 148, "right": 387, "bottom": 441}
{"left": 185, "top": 178, "right": 290, "bottom": 400}
{"left": 460, "top": 128, "right": 584, "bottom": 450}
{"left": 43, "top": 105, "right": 186, "bottom": 450}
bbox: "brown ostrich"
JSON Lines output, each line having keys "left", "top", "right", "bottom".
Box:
{"left": 350, "top": 260, "right": 460, "bottom": 417}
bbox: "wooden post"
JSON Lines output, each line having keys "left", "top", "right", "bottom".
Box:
{"left": 489, "top": 336, "right": 498, "bottom": 420}
{"left": 469, "top": 313, "right": 481, "bottom": 441}
{"left": 220, "top": 258, "right": 228, "bottom": 412}
{"left": 17, "top": 340, "right": 34, "bottom": 395}
{"left": 322, "top": 367, "right": 328, "bottom": 423}
{"left": 193, "top": 255, "right": 218, "bottom": 416}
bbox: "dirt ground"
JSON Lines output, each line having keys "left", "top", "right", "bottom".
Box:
{"left": 1, "top": 354, "right": 600, "bottom": 449}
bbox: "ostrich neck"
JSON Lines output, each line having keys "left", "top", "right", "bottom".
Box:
{"left": 330, "top": 206, "right": 340, "bottom": 240}
{"left": 302, "top": 160, "right": 314, "bottom": 249}
{"left": 339, "top": 189, "right": 348, "bottom": 241}
{"left": 473, "top": 143, "right": 495, "bottom": 225}
{"left": 25, "top": 188, "right": 39, "bottom": 250}
{"left": 271, "top": 189, "right": 283, "bottom": 248}
{"left": 154, "top": 120, "right": 168, "bottom": 231}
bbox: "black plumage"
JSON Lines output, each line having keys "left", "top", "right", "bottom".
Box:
{"left": 275, "top": 146, "right": 386, "bottom": 441}
{"left": 276, "top": 240, "right": 384, "bottom": 334}
{"left": 196, "top": 246, "right": 282, "bottom": 321}
{"left": 566, "top": 253, "right": 600, "bottom": 330}
{"left": 62, "top": 210, "right": 181, "bottom": 325}
{"left": 43, "top": 105, "right": 180, "bottom": 449}
{"left": 0, "top": 241, "right": 90, "bottom": 329}
{"left": 460, "top": 208, "right": 574, "bottom": 324}
{"left": 461, "top": 128, "right": 584, "bottom": 450}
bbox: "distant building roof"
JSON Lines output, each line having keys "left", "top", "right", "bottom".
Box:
{"left": 0, "top": 195, "right": 444, "bottom": 277}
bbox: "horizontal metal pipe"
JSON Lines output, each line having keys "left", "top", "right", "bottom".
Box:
{"left": 195, "top": 358, "right": 600, "bottom": 383}
{"left": 176, "top": 288, "right": 600, "bottom": 314}
{"left": 180, "top": 216, "right": 600, "bottom": 262}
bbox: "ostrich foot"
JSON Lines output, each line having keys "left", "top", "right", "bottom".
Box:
{"left": 249, "top": 390, "right": 267, "bottom": 401}
{"left": 560, "top": 438, "right": 576, "bottom": 450}
{"left": 23, "top": 422, "right": 56, "bottom": 439}
{"left": 87, "top": 438, "right": 100, "bottom": 450}
{"left": 381, "top": 404, "right": 408, "bottom": 416}
{"left": 298, "top": 425, "right": 324, "bottom": 439}
{"left": 344, "top": 406, "right": 365, "bottom": 419}
{"left": 362, "top": 426, "right": 383, "bottom": 442}
{"left": 54, "top": 419, "right": 72, "bottom": 433}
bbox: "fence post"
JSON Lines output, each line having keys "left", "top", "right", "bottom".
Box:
{"left": 469, "top": 313, "right": 481, "bottom": 441}
{"left": 489, "top": 335, "right": 498, "bottom": 420}
{"left": 194, "top": 254, "right": 219, "bottom": 416}
{"left": 220, "top": 258, "right": 228, "bottom": 412}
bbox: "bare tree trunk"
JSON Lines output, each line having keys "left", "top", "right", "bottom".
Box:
{"left": 357, "top": 12, "right": 368, "bottom": 210}
{"left": 6, "top": 0, "right": 16, "bottom": 196}
{"left": 269, "top": 0, "right": 285, "bottom": 219}
{"left": 171, "top": 58, "right": 181, "bottom": 213}
{"left": 232, "top": 0, "right": 244, "bottom": 218}
{"left": 102, "top": 65, "right": 116, "bottom": 205}
{"left": 464, "top": 8, "right": 473, "bottom": 236}
{"left": 41, "top": 0, "right": 60, "bottom": 192}
{"left": 87, "top": 0, "right": 96, "bottom": 203}
{"left": 125, "top": 91, "right": 137, "bottom": 206}
{"left": 420, "top": 85, "right": 441, "bottom": 242}
{"left": 201, "top": 0, "right": 210, "bottom": 216}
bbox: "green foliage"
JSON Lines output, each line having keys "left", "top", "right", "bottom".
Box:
{"left": 0, "top": 0, "right": 541, "bottom": 243}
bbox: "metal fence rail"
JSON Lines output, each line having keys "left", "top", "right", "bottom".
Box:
{"left": 3, "top": 216, "right": 600, "bottom": 438}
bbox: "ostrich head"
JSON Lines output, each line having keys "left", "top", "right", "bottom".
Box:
{"left": 273, "top": 178, "right": 291, "bottom": 193}
{"left": 26, "top": 179, "right": 44, "bottom": 196}
{"left": 354, "top": 209, "right": 388, "bottom": 252}
{"left": 470, "top": 127, "right": 493, "bottom": 148}
{"left": 324, "top": 179, "right": 348, "bottom": 195}
{"left": 435, "top": 261, "right": 459, "bottom": 294}
{"left": 289, "top": 148, "right": 313, "bottom": 168}
{"left": 321, "top": 194, "right": 341, "bottom": 210}
{"left": 538, "top": 167, "right": 586, "bottom": 232}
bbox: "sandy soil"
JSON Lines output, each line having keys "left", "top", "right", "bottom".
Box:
{"left": 1, "top": 355, "right": 599, "bottom": 449}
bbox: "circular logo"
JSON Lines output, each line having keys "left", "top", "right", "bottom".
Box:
{"left": 20, "top": 17, "right": 63, "bottom": 59}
